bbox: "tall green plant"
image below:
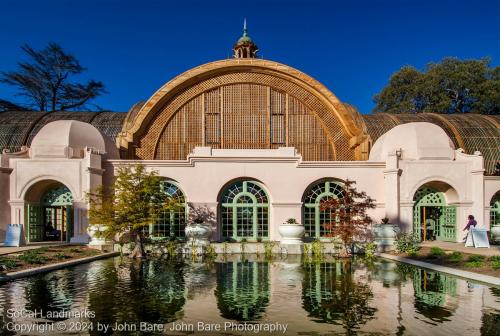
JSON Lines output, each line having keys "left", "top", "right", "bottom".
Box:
{"left": 87, "top": 164, "right": 175, "bottom": 259}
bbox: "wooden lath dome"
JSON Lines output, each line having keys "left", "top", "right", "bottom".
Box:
{"left": 117, "top": 58, "right": 367, "bottom": 161}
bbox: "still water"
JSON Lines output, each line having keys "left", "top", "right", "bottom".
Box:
{"left": 0, "top": 256, "right": 498, "bottom": 336}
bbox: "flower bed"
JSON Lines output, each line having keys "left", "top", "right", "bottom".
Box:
{"left": 0, "top": 246, "right": 102, "bottom": 273}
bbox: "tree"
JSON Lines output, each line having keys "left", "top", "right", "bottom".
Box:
{"left": 1, "top": 43, "right": 105, "bottom": 112}
{"left": 374, "top": 57, "right": 500, "bottom": 115}
{"left": 320, "top": 179, "right": 376, "bottom": 256}
{"left": 87, "top": 164, "right": 174, "bottom": 258}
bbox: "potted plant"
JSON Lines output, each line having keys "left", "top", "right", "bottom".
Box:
{"left": 185, "top": 205, "right": 214, "bottom": 246}
{"left": 278, "top": 218, "right": 305, "bottom": 244}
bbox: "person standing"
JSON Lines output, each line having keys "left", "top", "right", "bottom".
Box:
{"left": 463, "top": 215, "right": 477, "bottom": 243}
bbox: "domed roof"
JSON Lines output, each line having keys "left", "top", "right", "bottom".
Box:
{"left": 369, "top": 122, "right": 455, "bottom": 161}
{"left": 31, "top": 120, "right": 118, "bottom": 158}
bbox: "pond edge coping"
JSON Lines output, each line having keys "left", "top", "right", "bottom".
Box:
{"left": 380, "top": 253, "right": 500, "bottom": 287}
{"left": 0, "top": 251, "right": 119, "bottom": 283}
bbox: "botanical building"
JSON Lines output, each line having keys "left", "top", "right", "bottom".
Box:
{"left": 0, "top": 26, "right": 499, "bottom": 245}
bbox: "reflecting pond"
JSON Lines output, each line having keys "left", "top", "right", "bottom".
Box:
{"left": 0, "top": 256, "right": 499, "bottom": 335}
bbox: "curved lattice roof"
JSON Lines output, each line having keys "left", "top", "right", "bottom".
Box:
{"left": 0, "top": 110, "right": 498, "bottom": 174}
{"left": 363, "top": 113, "right": 500, "bottom": 175}
{"left": 0, "top": 111, "right": 126, "bottom": 153}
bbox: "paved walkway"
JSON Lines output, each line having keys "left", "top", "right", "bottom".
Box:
{"left": 0, "top": 242, "right": 68, "bottom": 256}
{"left": 420, "top": 240, "right": 500, "bottom": 256}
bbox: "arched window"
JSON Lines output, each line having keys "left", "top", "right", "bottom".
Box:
{"left": 150, "top": 181, "right": 187, "bottom": 239}
{"left": 302, "top": 180, "right": 344, "bottom": 239}
{"left": 220, "top": 180, "right": 269, "bottom": 240}
{"left": 491, "top": 193, "right": 500, "bottom": 227}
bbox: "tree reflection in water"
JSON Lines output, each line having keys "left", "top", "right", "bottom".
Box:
{"left": 24, "top": 269, "right": 77, "bottom": 320}
{"left": 215, "top": 260, "right": 270, "bottom": 321}
{"left": 87, "top": 258, "right": 186, "bottom": 335}
{"left": 301, "top": 259, "right": 376, "bottom": 335}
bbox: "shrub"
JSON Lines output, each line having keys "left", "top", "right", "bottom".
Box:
{"left": 263, "top": 241, "right": 277, "bottom": 259}
{"left": 364, "top": 242, "right": 377, "bottom": 259}
{"left": 395, "top": 234, "right": 420, "bottom": 254}
{"left": 256, "top": 237, "right": 263, "bottom": 243}
{"left": 468, "top": 255, "right": 485, "bottom": 263}
{"left": 17, "top": 250, "right": 47, "bottom": 264}
{"left": 0, "top": 257, "right": 18, "bottom": 270}
{"left": 447, "top": 252, "right": 464, "bottom": 263}
{"left": 465, "top": 261, "right": 484, "bottom": 268}
{"left": 488, "top": 255, "right": 500, "bottom": 262}
{"left": 492, "top": 260, "right": 500, "bottom": 270}
{"left": 427, "top": 247, "right": 446, "bottom": 258}
{"left": 54, "top": 252, "right": 68, "bottom": 260}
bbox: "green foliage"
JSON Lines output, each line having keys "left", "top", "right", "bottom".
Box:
{"left": 427, "top": 247, "right": 446, "bottom": 258}
{"left": 54, "top": 252, "right": 68, "bottom": 260}
{"left": 364, "top": 242, "right": 377, "bottom": 259}
{"left": 447, "top": 251, "right": 464, "bottom": 263}
{"left": 407, "top": 250, "right": 418, "bottom": 258}
{"left": 0, "top": 257, "right": 18, "bottom": 270}
{"left": 395, "top": 233, "right": 420, "bottom": 254}
{"left": 311, "top": 240, "right": 324, "bottom": 259}
{"left": 87, "top": 164, "right": 176, "bottom": 258}
{"left": 256, "top": 237, "right": 263, "bottom": 243}
{"left": 204, "top": 244, "right": 217, "bottom": 259}
{"left": 465, "top": 261, "right": 484, "bottom": 268}
{"left": 17, "top": 250, "right": 47, "bottom": 264}
{"left": 491, "top": 261, "right": 500, "bottom": 270}
{"left": 488, "top": 255, "right": 500, "bottom": 262}
{"left": 468, "top": 255, "right": 485, "bottom": 262}
{"left": 263, "top": 241, "right": 277, "bottom": 260}
{"left": 374, "top": 57, "right": 499, "bottom": 114}
{"left": 285, "top": 218, "right": 298, "bottom": 224}
{"left": 69, "top": 248, "right": 82, "bottom": 254}
{"left": 165, "top": 241, "right": 178, "bottom": 258}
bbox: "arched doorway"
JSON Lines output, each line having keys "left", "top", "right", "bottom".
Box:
{"left": 302, "top": 180, "right": 344, "bottom": 240}
{"left": 25, "top": 182, "right": 74, "bottom": 242}
{"left": 413, "top": 183, "right": 458, "bottom": 242}
{"left": 148, "top": 181, "right": 187, "bottom": 240}
{"left": 219, "top": 180, "right": 269, "bottom": 241}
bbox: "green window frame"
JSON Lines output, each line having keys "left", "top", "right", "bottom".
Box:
{"left": 220, "top": 181, "right": 269, "bottom": 240}
{"left": 491, "top": 193, "right": 500, "bottom": 227}
{"left": 149, "top": 181, "right": 187, "bottom": 239}
{"left": 303, "top": 180, "right": 344, "bottom": 239}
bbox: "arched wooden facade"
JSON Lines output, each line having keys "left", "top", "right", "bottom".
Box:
{"left": 117, "top": 59, "right": 368, "bottom": 161}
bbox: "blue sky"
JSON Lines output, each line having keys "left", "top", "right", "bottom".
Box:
{"left": 0, "top": 0, "right": 498, "bottom": 114}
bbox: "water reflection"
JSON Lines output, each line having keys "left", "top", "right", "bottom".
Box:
{"left": 0, "top": 256, "right": 498, "bottom": 335}
{"left": 301, "top": 259, "right": 377, "bottom": 333}
{"left": 87, "top": 258, "right": 186, "bottom": 335}
{"left": 215, "top": 260, "right": 270, "bottom": 321}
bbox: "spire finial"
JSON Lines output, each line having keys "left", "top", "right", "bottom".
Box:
{"left": 243, "top": 18, "right": 247, "bottom": 36}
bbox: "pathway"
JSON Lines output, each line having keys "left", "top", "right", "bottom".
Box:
{"left": 420, "top": 240, "right": 500, "bottom": 256}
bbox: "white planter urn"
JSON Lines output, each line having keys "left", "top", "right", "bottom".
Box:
{"left": 374, "top": 223, "right": 399, "bottom": 250}
{"left": 87, "top": 225, "right": 111, "bottom": 247}
{"left": 185, "top": 223, "right": 212, "bottom": 246}
{"left": 490, "top": 226, "right": 500, "bottom": 243}
{"left": 278, "top": 224, "right": 305, "bottom": 244}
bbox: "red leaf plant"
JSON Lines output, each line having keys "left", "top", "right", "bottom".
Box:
{"left": 319, "top": 179, "right": 376, "bottom": 256}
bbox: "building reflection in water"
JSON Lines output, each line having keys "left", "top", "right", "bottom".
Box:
{"left": 411, "top": 268, "right": 457, "bottom": 323}
{"left": 301, "top": 259, "right": 377, "bottom": 333}
{"left": 215, "top": 260, "right": 270, "bottom": 321}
